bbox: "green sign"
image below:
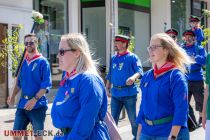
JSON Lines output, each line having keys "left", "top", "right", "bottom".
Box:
{"left": 119, "top": 0, "right": 150, "bottom": 8}
{"left": 81, "top": 0, "right": 151, "bottom": 8}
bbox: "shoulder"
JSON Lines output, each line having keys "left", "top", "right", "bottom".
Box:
{"left": 39, "top": 56, "right": 50, "bottom": 65}
{"left": 142, "top": 69, "right": 153, "bottom": 79}
{"left": 170, "top": 69, "right": 187, "bottom": 82}
{"left": 80, "top": 72, "right": 104, "bottom": 85}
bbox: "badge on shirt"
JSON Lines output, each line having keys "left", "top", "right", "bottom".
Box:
{"left": 144, "top": 82, "right": 148, "bottom": 87}
{"left": 32, "top": 63, "right": 37, "bottom": 71}
{"left": 71, "top": 88, "right": 74, "bottom": 94}
{"left": 118, "top": 63, "right": 124, "bottom": 70}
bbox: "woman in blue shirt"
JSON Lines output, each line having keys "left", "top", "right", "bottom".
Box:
{"left": 51, "top": 33, "right": 110, "bottom": 140}
{"left": 136, "top": 33, "right": 193, "bottom": 140}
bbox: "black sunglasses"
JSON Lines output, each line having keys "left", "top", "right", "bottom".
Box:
{"left": 24, "top": 41, "right": 35, "bottom": 46}
{"left": 59, "top": 48, "right": 76, "bottom": 56}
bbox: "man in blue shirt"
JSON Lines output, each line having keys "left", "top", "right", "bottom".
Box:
{"left": 106, "top": 35, "right": 143, "bottom": 140}
{"left": 7, "top": 34, "right": 52, "bottom": 140}
{"left": 182, "top": 30, "right": 207, "bottom": 126}
{"left": 189, "top": 16, "right": 204, "bottom": 46}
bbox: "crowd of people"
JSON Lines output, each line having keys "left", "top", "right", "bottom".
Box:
{"left": 6, "top": 15, "right": 210, "bottom": 140}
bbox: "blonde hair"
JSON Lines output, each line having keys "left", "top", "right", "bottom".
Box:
{"left": 151, "top": 33, "right": 193, "bottom": 73}
{"left": 61, "top": 33, "right": 98, "bottom": 75}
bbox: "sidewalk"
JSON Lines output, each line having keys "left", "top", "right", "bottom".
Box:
{"left": 0, "top": 89, "right": 205, "bottom": 140}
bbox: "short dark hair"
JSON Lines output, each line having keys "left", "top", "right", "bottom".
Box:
{"left": 24, "top": 33, "right": 38, "bottom": 43}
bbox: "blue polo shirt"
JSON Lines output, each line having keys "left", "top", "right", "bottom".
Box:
{"left": 106, "top": 52, "right": 143, "bottom": 97}
{"left": 17, "top": 56, "right": 52, "bottom": 109}
{"left": 136, "top": 69, "right": 188, "bottom": 136}
{"left": 51, "top": 72, "right": 110, "bottom": 140}
{"left": 182, "top": 44, "right": 206, "bottom": 81}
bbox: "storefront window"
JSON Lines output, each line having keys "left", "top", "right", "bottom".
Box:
{"left": 81, "top": 0, "right": 106, "bottom": 68}
{"left": 171, "top": 0, "right": 190, "bottom": 41}
{"left": 34, "top": 0, "right": 68, "bottom": 85}
{"left": 118, "top": 1, "right": 151, "bottom": 68}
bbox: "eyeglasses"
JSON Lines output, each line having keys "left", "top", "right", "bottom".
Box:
{"left": 58, "top": 48, "right": 76, "bottom": 56}
{"left": 24, "top": 41, "right": 35, "bottom": 46}
{"left": 147, "top": 45, "right": 163, "bottom": 51}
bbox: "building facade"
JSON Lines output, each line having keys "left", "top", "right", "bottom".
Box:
{"left": 0, "top": 0, "right": 209, "bottom": 106}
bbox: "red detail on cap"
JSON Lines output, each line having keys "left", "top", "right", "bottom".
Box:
{"left": 183, "top": 32, "right": 194, "bottom": 36}
{"left": 166, "top": 31, "right": 177, "bottom": 36}
{"left": 189, "top": 18, "right": 199, "bottom": 22}
{"left": 115, "top": 38, "right": 129, "bottom": 43}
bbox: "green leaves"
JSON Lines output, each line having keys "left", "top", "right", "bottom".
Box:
{"left": 0, "top": 24, "right": 24, "bottom": 76}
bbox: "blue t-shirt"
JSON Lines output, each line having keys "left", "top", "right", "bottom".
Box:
{"left": 182, "top": 44, "right": 206, "bottom": 81}
{"left": 136, "top": 69, "right": 188, "bottom": 137}
{"left": 106, "top": 52, "right": 143, "bottom": 97}
{"left": 17, "top": 56, "right": 52, "bottom": 109}
{"left": 51, "top": 72, "right": 110, "bottom": 140}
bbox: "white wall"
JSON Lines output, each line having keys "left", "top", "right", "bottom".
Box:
{"left": 0, "top": 0, "right": 33, "bottom": 97}
{"left": 151, "top": 0, "right": 171, "bottom": 35}
{"left": 134, "top": 12, "right": 150, "bottom": 67}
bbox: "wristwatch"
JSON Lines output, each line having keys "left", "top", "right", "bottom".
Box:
{"left": 169, "top": 135, "right": 177, "bottom": 140}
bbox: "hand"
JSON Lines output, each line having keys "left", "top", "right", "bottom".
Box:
{"left": 7, "top": 96, "right": 15, "bottom": 106}
{"left": 202, "top": 112, "right": 207, "bottom": 129}
{"left": 126, "top": 77, "right": 135, "bottom": 86}
{"left": 24, "top": 98, "right": 37, "bottom": 111}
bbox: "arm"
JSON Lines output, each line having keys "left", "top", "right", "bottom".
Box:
{"left": 170, "top": 71, "right": 188, "bottom": 138}
{"left": 126, "top": 55, "right": 143, "bottom": 85}
{"left": 194, "top": 46, "right": 207, "bottom": 65}
{"left": 106, "top": 80, "right": 111, "bottom": 97}
{"left": 202, "top": 84, "right": 209, "bottom": 129}
{"left": 7, "top": 82, "right": 20, "bottom": 106}
{"left": 202, "top": 53, "right": 210, "bottom": 129}
{"left": 194, "top": 28, "right": 204, "bottom": 44}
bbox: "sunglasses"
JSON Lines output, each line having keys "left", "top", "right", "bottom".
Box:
{"left": 147, "top": 45, "right": 163, "bottom": 51}
{"left": 24, "top": 41, "right": 35, "bottom": 46}
{"left": 58, "top": 48, "right": 76, "bottom": 56}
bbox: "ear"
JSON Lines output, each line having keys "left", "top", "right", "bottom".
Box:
{"left": 74, "top": 50, "right": 81, "bottom": 58}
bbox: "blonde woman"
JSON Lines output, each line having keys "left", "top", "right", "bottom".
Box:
{"left": 136, "top": 33, "right": 192, "bottom": 140}
{"left": 51, "top": 33, "right": 110, "bottom": 140}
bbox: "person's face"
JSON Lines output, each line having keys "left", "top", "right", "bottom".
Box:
{"left": 57, "top": 39, "right": 80, "bottom": 71}
{"left": 189, "top": 21, "right": 199, "bottom": 28}
{"left": 24, "top": 37, "right": 37, "bottom": 53}
{"left": 148, "top": 38, "right": 168, "bottom": 64}
{"left": 183, "top": 35, "right": 195, "bottom": 45}
{"left": 114, "top": 41, "right": 126, "bottom": 52}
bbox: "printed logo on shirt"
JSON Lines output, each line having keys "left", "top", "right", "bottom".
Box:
{"left": 144, "top": 82, "right": 148, "bottom": 87}
{"left": 32, "top": 63, "right": 37, "bottom": 71}
{"left": 118, "top": 63, "right": 124, "bottom": 70}
{"left": 71, "top": 88, "right": 74, "bottom": 94}
{"left": 113, "top": 63, "right": 117, "bottom": 69}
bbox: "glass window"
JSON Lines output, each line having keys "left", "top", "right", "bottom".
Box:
{"left": 171, "top": 0, "right": 190, "bottom": 41}
{"left": 34, "top": 0, "right": 68, "bottom": 85}
{"left": 81, "top": 0, "right": 106, "bottom": 67}
{"left": 118, "top": 2, "right": 151, "bottom": 68}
